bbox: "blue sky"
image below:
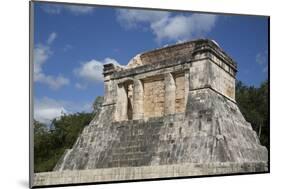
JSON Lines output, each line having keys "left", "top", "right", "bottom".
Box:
{"left": 33, "top": 2, "right": 268, "bottom": 124}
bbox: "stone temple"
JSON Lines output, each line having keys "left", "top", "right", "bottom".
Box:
{"left": 33, "top": 39, "right": 268, "bottom": 186}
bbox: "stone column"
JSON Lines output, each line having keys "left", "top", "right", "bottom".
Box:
{"left": 104, "top": 78, "right": 111, "bottom": 104}
{"left": 184, "top": 71, "right": 190, "bottom": 108}
{"left": 116, "top": 84, "right": 128, "bottom": 121}
{"left": 164, "top": 73, "right": 175, "bottom": 115}
{"left": 133, "top": 79, "right": 144, "bottom": 120}
{"left": 103, "top": 63, "right": 116, "bottom": 105}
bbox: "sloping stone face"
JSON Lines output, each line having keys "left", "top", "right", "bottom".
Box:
{"left": 53, "top": 88, "right": 267, "bottom": 170}
{"left": 34, "top": 39, "right": 268, "bottom": 186}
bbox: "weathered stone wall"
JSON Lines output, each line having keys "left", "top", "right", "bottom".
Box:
{"left": 143, "top": 77, "right": 165, "bottom": 118}
{"left": 209, "top": 61, "right": 235, "bottom": 100}
{"left": 188, "top": 58, "right": 235, "bottom": 101}
{"left": 140, "top": 42, "right": 195, "bottom": 65}
{"left": 189, "top": 60, "right": 210, "bottom": 91}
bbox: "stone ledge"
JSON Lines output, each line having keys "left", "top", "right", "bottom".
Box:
{"left": 33, "top": 162, "right": 268, "bottom": 187}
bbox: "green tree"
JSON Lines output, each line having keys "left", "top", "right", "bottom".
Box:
{"left": 236, "top": 80, "right": 269, "bottom": 149}
{"left": 34, "top": 112, "right": 93, "bottom": 172}
{"left": 34, "top": 96, "right": 104, "bottom": 172}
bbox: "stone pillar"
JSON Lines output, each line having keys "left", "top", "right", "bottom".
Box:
{"left": 103, "top": 63, "right": 116, "bottom": 105}
{"left": 164, "top": 73, "right": 176, "bottom": 115}
{"left": 116, "top": 84, "right": 128, "bottom": 121}
{"left": 133, "top": 79, "right": 144, "bottom": 120}
{"left": 104, "top": 78, "right": 111, "bottom": 104}
{"left": 184, "top": 71, "right": 190, "bottom": 108}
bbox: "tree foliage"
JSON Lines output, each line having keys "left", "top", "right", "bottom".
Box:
{"left": 34, "top": 96, "right": 104, "bottom": 172}
{"left": 236, "top": 80, "right": 269, "bottom": 149}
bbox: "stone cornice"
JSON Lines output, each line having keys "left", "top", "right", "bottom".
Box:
{"left": 107, "top": 39, "right": 237, "bottom": 80}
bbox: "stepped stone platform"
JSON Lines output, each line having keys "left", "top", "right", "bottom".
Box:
{"left": 35, "top": 162, "right": 267, "bottom": 186}
{"left": 33, "top": 39, "right": 268, "bottom": 187}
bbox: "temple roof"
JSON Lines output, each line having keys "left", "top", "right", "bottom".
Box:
{"left": 126, "top": 39, "right": 237, "bottom": 69}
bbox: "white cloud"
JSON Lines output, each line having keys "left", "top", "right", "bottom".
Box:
{"left": 63, "top": 44, "right": 73, "bottom": 52}
{"left": 34, "top": 33, "right": 69, "bottom": 90}
{"left": 41, "top": 4, "right": 94, "bottom": 15}
{"left": 117, "top": 9, "right": 170, "bottom": 29}
{"left": 75, "top": 82, "right": 87, "bottom": 90}
{"left": 256, "top": 51, "right": 267, "bottom": 65}
{"left": 34, "top": 97, "right": 68, "bottom": 125}
{"left": 74, "top": 57, "right": 122, "bottom": 83}
{"left": 34, "top": 97, "right": 92, "bottom": 124}
{"left": 66, "top": 5, "right": 94, "bottom": 15}
{"left": 117, "top": 10, "right": 217, "bottom": 43}
{"left": 34, "top": 44, "right": 51, "bottom": 76}
{"left": 47, "top": 32, "right": 57, "bottom": 45}
{"left": 41, "top": 4, "right": 62, "bottom": 14}
{"left": 35, "top": 73, "right": 69, "bottom": 90}
{"left": 74, "top": 59, "right": 104, "bottom": 82}
{"left": 152, "top": 14, "right": 217, "bottom": 42}
{"left": 256, "top": 51, "right": 268, "bottom": 73}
